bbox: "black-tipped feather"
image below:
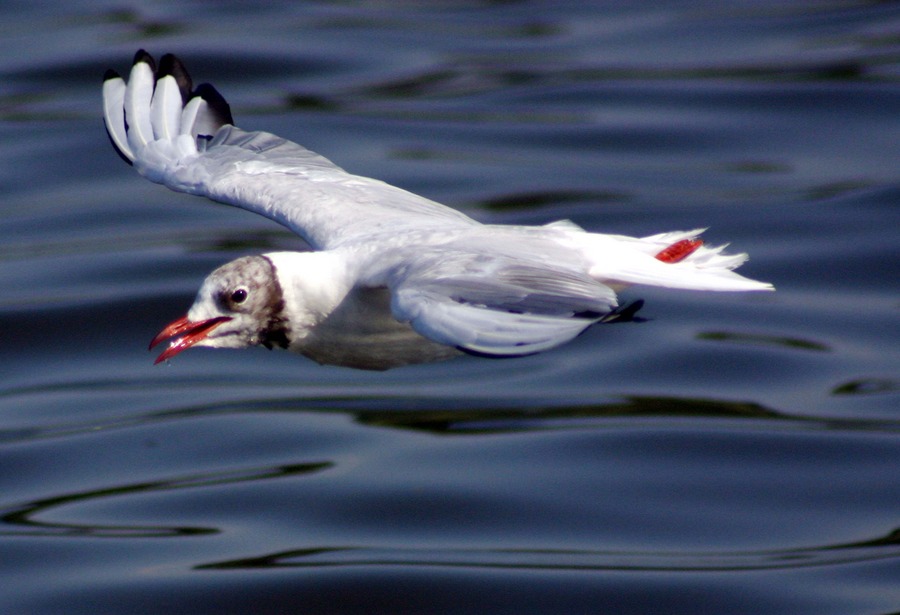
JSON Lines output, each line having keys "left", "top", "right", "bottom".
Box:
{"left": 132, "top": 49, "right": 156, "bottom": 72}
{"left": 104, "top": 51, "right": 235, "bottom": 163}
{"left": 102, "top": 68, "right": 132, "bottom": 164}
{"left": 158, "top": 53, "right": 193, "bottom": 105}
{"left": 193, "top": 82, "right": 234, "bottom": 127}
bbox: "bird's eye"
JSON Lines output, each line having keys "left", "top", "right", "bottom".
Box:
{"left": 230, "top": 288, "right": 248, "bottom": 304}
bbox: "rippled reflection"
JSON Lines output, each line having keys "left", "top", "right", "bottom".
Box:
{"left": 0, "top": 462, "right": 330, "bottom": 537}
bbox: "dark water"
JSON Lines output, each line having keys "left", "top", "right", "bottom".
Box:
{"left": 2, "top": 2, "right": 899, "bottom": 613}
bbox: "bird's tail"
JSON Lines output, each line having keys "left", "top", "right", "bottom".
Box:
{"left": 102, "top": 49, "right": 233, "bottom": 166}
{"left": 584, "top": 229, "right": 774, "bottom": 292}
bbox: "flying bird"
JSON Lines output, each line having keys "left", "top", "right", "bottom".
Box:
{"left": 103, "top": 51, "right": 773, "bottom": 370}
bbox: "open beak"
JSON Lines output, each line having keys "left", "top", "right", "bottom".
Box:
{"left": 149, "top": 315, "right": 232, "bottom": 364}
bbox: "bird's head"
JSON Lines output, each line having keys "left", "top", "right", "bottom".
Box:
{"left": 150, "top": 255, "right": 290, "bottom": 363}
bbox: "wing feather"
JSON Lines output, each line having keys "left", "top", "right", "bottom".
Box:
{"left": 103, "top": 51, "right": 476, "bottom": 250}
{"left": 123, "top": 53, "right": 156, "bottom": 152}
{"left": 149, "top": 74, "right": 182, "bottom": 140}
{"left": 395, "top": 288, "right": 599, "bottom": 356}
{"left": 102, "top": 72, "right": 132, "bottom": 163}
{"left": 390, "top": 251, "right": 617, "bottom": 356}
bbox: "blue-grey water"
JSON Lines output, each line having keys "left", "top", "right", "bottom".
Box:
{"left": 1, "top": 2, "right": 899, "bottom": 613}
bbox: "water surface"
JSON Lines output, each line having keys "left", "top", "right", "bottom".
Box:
{"left": 1, "top": 2, "right": 898, "bottom": 613}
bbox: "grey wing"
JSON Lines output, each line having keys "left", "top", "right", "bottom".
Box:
{"left": 171, "top": 126, "right": 477, "bottom": 249}
{"left": 103, "top": 51, "right": 476, "bottom": 250}
{"left": 391, "top": 256, "right": 619, "bottom": 356}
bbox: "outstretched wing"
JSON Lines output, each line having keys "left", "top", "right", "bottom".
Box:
{"left": 103, "top": 50, "right": 476, "bottom": 250}
{"left": 388, "top": 248, "right": 620, "bottom": 356}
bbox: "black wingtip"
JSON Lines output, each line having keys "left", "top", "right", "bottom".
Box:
{"left": 194, "top": 82, "right": 234, "bottom": 126}
{"left": 132, "top": 49, "right": 156, "bottom": 72}
{"left": 158, "top": 53, "right": 194, "bottom": 105}
{"left": 103, "top": 68, "right": 120, "bottom": 83}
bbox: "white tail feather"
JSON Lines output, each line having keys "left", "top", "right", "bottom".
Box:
{"left": 584, "top": 229, "right": 774, "bottom": 292}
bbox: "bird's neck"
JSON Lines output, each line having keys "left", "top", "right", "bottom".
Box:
{"left": 263, "top": 250, "right": 354, "bottom": 332}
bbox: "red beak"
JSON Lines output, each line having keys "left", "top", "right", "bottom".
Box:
{"left": 149, "top": 315, "right": 232, "bottom": 364}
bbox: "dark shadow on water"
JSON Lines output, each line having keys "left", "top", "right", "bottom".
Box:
{"left": 832, "top": 378, "right": 898, "bottom": 396}
{"left": 354, "top": 395, "right": 785, "bottom": 435}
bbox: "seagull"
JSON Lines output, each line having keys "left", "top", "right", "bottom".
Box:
{"left": 103, "top": 50, "right": 773, "bottom": 370}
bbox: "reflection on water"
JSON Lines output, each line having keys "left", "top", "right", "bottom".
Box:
{"left": 355, "top": 395, "right": 785, "bottom": 434}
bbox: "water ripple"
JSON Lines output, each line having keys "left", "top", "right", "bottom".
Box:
{"left": 0, "top": 461, "right": 330, "bottom": 538}
{"left": 196, "top": 532, "right": 900, "bottom": 573}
